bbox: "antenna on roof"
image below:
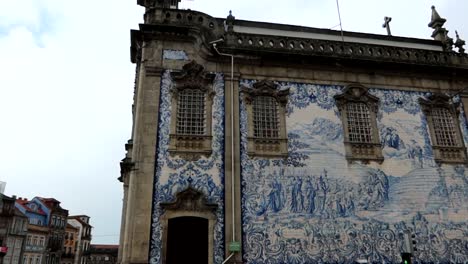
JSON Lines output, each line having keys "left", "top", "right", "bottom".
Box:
{"left": 335, "top": 0, "right": 345, "bottom": 43}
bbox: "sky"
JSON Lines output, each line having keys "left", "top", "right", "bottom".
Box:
{"left": 0, "top": 0, "right": 467, "bottom": 245}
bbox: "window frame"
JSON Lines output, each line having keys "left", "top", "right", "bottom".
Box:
{"left": 334, "top": 83, "right": 383, "bottom": 163}
{"left": 241, "top": 80, "right": 289, "bottom": 158}
{"left": 419, "top": 93, "right": 467, "bottom": 164}
{"left": 168, "top": 61, "right": 216, "bottom": 160}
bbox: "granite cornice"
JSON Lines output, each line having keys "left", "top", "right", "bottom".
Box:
{"left": 218, "top": 32, "right": 468, "bottom": 69}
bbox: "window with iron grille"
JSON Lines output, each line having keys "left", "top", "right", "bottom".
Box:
{"left": 176, "top": 89, "right": 206, "bottom": 135}
{"left": 346, "top": 102, "right": 373, "bottom": 143}
{"left": 334, "top": 84, "right": 383, "bottom": 163}
{"left": 419, "top": 93, "right": 467, "bottom": 164}
{"left": 432, "top": 107, "right": 457, "bottom": 147}
{"left": 253, "top": 96, "right": 279, "bottom": 139}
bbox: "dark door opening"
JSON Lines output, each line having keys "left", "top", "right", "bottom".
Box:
{"left": 166, "top": 216, "right": 209, "bottom": 264}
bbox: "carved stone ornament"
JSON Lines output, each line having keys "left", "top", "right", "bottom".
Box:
{"left": 160, "top": 186, "right": 217, "bottom": 212}
{"left": 334, "top": 83, "right": 380, "bottom": 113}
{"left": 241, "top": 80, "right": 290, "bottom": 106}
{"left": 171, "top": 60, "right": 215, "bottom": 91}
{"left": 418, "top": 93, "right": 457, "bottom": 114}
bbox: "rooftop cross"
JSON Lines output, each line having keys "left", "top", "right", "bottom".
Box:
{"left": 382, "top": 16, "right": 392, "bottom": 36}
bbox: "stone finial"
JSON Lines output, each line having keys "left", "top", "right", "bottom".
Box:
{"left": 428, "top": 5, "right": 446, "bottom": 29}
{"left": 428, "top": 6, "right": 453, "bottom": 51}
{"left": 455, "top": 30, "right": 466, "bottom": 54}
{"left": 225, "top": 10, "right": 235, "bottom": 33}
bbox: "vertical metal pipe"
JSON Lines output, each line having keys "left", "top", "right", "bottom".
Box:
{"left": 213, "top": 43, "right": 237, "bottom": 243}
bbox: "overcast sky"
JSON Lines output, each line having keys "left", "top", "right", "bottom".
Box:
{"left": 0, "top": 0, "right": 466, "bottom": 245}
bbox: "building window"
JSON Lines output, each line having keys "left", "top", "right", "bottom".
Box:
{"left": 334, "top": 84, "right": 383, "bottom": 163}
{"left": 168, "top": 61, "right": 215, "bottom": 160}
{"left": 176, "top": 89, "right": 206, "bottom": 135}
{"left": 241, "top": 80, "right": 289, "bottom": 157}
{"left": 346, "top": 102, "right": 373, "bottom": 143}
{"left": 432, "top": 108, "right": 457, "bottom": 146}
{"left": 419, "top": 93, "right": 467, "bottom": 163}
{"left": 253, "top": 96, "right": 279, "bottom": 139}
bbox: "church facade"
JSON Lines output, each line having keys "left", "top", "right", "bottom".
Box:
{"left": 118, "top": 1, "right": 468, "bottom": 263}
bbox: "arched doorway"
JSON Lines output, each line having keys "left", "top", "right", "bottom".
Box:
{"left": 166, "top": 216, "right": 209, "bottom": 264}
{"left": 160, "top": 187, "right": 217, "bottom": 264}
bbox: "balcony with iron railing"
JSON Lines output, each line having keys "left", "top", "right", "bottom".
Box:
{"left": 24, "top": 244, "right": 45, "bottom": 252}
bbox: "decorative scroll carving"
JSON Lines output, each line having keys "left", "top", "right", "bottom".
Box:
{"left": 160, "top": 186, "right": 217, "bottom": 212}
{"left": 419, "top": 93, "right": 467, "bottom": 164}
{"left": 171, "top": 60, "right": 215, "bottom": 90}
{"left": 334, "top": 83, "right": 383, "bottom": 163}
{"left": 241, "top": 80, "right": 290, "bottom": 106}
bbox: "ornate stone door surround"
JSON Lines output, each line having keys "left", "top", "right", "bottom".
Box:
{"left": 160, "top": 187, "right": 217, "bottom": 264}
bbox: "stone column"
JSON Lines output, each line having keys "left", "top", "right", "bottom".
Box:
{"left": 121, "top": 41, "right": 163, "bottom": 264}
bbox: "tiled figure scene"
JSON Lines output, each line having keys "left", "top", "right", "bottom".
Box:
{"left": 240, "top": 80, "right": 468, "bottom": 264}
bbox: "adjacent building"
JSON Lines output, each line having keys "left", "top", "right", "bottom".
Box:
{"left": 119, "top": 1, "right": 468, "bottom": 263}
{"left": 0, "top": 194, "right": 28, "bottom": 264}
{"left": 61, "top": 224, "right": 79, "bottom": 264}
{"left": 22, "top": 224, "right": 48, "bottom": 264}
{"left": 67, "top": 215, "right": 92, "bottom": 264}
{"left": 15, "top": 197, "right": 71, "bottom": 264}
{"left": 85, "top": 245, "right": 118, "bottom": 264}
{"left": 35, "top": 198, "right": 68, "bottom": 264}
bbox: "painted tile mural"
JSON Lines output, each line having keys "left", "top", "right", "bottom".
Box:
{"left": 240, "top": 80, "right": 468, "bottom": 264}
{"left": 149, "top": 71, "right": 225, "bottom": 264}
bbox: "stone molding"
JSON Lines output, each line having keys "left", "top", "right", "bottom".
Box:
{"left": 419, "top": 93, "right": 467, "bottom": 164}
{"left": 334, "top": 83, "right": 384, "bottom": 163}
{"left": 137, "top": 8, "right": 468, "bottom": 69}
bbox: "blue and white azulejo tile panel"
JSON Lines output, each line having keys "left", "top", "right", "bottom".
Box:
{"left": 149, "top": 71, "right": 225, "bottom": 264}
{"left": 239, "top": 79, "right": 468, "bottom": 264}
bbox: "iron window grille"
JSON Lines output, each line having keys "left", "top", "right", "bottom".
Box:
{"left": 432, "top": 107, "right": 457, "bottom": 147}
{"left": 253, "top": 96, "right": 280, "bottom": 139}
{"left": 176, "top": 89, "right": 206, "bottom": 135}
{"left": 346, "top": 102, "right": 373, "bottom": 143}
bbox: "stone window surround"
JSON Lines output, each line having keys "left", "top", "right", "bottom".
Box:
{"left": 419, "top": 93, "right": 467, "bottom": 164}
{"left": 241, "top": 80, "right": 289, "bottom": 158}
{"left": 160, "top": 187, "right": 217, "bottom": 264}
{"left": 334, "top": 83, "right": 384, "bottom": 163}
{"left": 168, "top": 61, "right": 216, "bottom": 161}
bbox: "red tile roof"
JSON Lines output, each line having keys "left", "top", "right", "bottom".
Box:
{"left": 16, "top": 199, "right": 46, "bottom": 215}
{"left": 36, "top": 197, "right": 60, "bottom": 209}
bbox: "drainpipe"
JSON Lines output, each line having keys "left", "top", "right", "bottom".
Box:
{"left": 210, "top": 39, "right": 239, "bottom": 262}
